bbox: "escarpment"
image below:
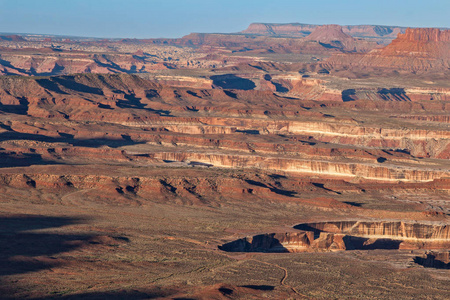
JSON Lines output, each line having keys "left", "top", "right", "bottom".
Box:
{"left": 153, "top": 151, "right": 448, "bottom": 182}
{"left": 0, "top": 72, "right": 449, "bottom": 183}
{"left": 221, "top": 221, "right": 450, "bottom": 253}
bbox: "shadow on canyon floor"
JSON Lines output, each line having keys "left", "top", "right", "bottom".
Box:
{"left": 0, "top": 130, "right": 146, "bottom": 149}
{"left": 414, "top": 255, "right": 450, "bottom": 269}
{"left": 0, "top": 215, "right": 90, "bottom": 277}
{"left": 211, "top": 74, "right": 256, "bottom": 90}
{"left": 218, "top": 234, "right": 289, "bottom": 253}
{"left": 245, "top": 179, "right": 297, "bottom": 197}
{"left": 0, "top": 215, "right": 139, "bottom": 298}
{"left": 0, "top": 151, "right": 61, "bottom": 168}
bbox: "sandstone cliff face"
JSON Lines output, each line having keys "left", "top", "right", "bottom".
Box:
{"left": 326, "top": 28, "right": 450, "bottom": 72}
{"left": 154, "top": 151, "right": 447, "bottom": 182}
{"left": 221, "top": 221, "right": 450, "bottom": 253}
{"left": 400, "top": 28, "right": 450, "bottom": 42}
{"left": 297, "top": 221, "right": 450, "bottom": 240}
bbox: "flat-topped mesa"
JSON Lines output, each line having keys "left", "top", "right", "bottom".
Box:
{"left": 241, "top": 23, "right": 317, "bottom": 36}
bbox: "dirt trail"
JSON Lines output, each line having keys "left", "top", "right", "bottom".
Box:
{"left": 248, "top": 258, "right": 310, "bottom": 298}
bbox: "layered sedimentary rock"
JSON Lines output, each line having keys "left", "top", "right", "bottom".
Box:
{"left": 154, "top": 151, "right": 447, "bottom": 182}
{"left": 0, "top": 72, "right": 449, "bottom": 182}
{"left": 221, "top": 221, "right": 450, "bottom": 253}
{"left": 326, "top": 28, "right": 450, "bottom": 72}
{"left": 295, "top": 221, "right": 450, "bottom": 240}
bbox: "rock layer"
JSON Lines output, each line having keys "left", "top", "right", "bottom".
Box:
{"left": 326, "top": 28, "right": 450, "bottom": 72}
{"left": 221, "top": 221, "right": 450, "bottom": 253}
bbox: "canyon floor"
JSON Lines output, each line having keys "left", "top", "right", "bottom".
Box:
{"left": 1, "top": 28, "right": 450, "bottom": 299}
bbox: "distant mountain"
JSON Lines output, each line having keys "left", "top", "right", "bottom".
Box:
{"left": 241, "top": 23, "right": 410, "bottom": 44}
{"left": 0, "top": 35, "right": 26, "bottom": 42}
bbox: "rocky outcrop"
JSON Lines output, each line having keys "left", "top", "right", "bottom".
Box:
{"left": 326, "top": 28, "right": 450, "bottom": 72}
{"left": 219, "top": 232, "right": 314, "bottom": 253}
{"left": 295, "top": 221, "right": 450, "bottom": 240}
{"left": 221, "top": 221, "right": 450, "bottom": 253}
{"left": 154, "top": 151, "right": 448, "bottom": 182}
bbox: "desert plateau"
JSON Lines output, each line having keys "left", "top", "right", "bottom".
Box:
{"left": 0, "top": 1, "right": 449, "bottom": 299}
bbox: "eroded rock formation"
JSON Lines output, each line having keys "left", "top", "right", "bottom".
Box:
{"left": 221, "top": 221, "right": 450, "bottom": 252}
{"left": 326, "top": 28, "right": 450, "bottom": 73}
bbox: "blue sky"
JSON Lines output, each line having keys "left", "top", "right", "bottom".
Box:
{"left": 0, "top": 0, "right": 448, "bottom": 38}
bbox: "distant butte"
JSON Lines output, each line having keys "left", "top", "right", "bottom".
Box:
{"left": 302, "top": 24, "right": 378, "bottom": 52}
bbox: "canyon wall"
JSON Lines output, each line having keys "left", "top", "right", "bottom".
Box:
{"left": 221, "top": 221, "right": 450, "bottom": 253}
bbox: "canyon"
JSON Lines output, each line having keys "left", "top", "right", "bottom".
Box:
{"left": 0, "top": 22, "right": 449, "bottom": 299}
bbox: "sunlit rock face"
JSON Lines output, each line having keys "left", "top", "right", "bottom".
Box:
{"left": 220, "top": 221, "right": 450, "bottom": 253}
{"left": 326, "top": 28, "right": 450, "bottom": 72}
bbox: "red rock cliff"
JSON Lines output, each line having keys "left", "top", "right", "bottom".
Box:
{"left": 326, "top": 28, "right": 450, "bottom": 72}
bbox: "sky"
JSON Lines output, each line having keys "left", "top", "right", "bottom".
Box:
{"left": 0, "top": 0, "right": 449, "bottom": 38}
